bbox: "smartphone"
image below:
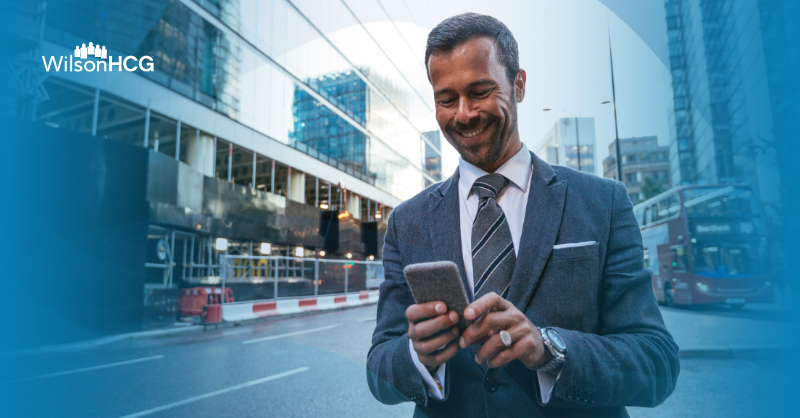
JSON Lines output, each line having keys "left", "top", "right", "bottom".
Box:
{"left": 403, "top": 261, "right": 473, "bottom": 331}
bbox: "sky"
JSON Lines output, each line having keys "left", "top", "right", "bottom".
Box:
{"left": 343, "top": 0, "right": 674, "bottom": 177}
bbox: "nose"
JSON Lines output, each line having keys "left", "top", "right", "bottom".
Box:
{"left": 455, "top": 97, "right": 478, "bottom": 126}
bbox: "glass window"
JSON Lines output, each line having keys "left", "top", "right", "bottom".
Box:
{"left": 239, "top": 48, "right": 256, "bottom": 127}
{"left": 691, "top": 241, "right": 765, "bottom": 276}
{"left": 657, "top": 198, "right": 671, "bottom": 220}
{"left": 666, "top": 194, "right": 679, "bottom": 217}
{"left": 667, "top": 16, "right": 680, "bottom": 30}
{"left": 651, "top": 204, "right": 662, "bottom": 222}
{"left": 634, "top": 208, "right": 645, "bottom": 226}
{"left": 683, "top": 187, "right": 759, "bottom": 217}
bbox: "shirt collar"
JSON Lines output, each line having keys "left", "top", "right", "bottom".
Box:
{"left": 458, "top": 143, "right": 532, "bottom": 198}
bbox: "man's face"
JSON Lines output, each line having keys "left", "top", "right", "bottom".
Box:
{"left": 428, "top": 36, "right": 525, "bottom": 170}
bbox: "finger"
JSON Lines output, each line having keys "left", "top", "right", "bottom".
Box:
{"left": 413, "top": 326, "right": 460, "bottom": 355}
{"left": 474, "top": 324, "right": 530, "bottom": 365}
{"left": 474, "top": 331, "right": 509, "bottom": 365}
{"left": 459, "top": 310, "right": 517, "bottom": 347}
{"left": 464, "top": 292, "right": 512, "bottom": 320}
{"left": 406, "top": 301, "right": 448, "bottom": 323}
{"left": 487, "top": 338, "right": 534, "bottom": 368}
{"left": 413, "top": 311, "right": 460, "bottom": 340}
{"left": 494, "top": 330, "right": 546, "bottom": 370}
{"left": 419, "top": 339, "right": 459, "bottom": 367}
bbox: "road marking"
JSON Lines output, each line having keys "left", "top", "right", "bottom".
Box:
{"left": 357, "top": 316, "right": 376, "bottom": 322}
{"left": 241, "top": 324, "right": 343, "bottom": 344}
{"left": 116, "top": 367, "right": 309, "bottom": 418}
{"left": 5, "top": 355, "right": 165, "bottom": 383}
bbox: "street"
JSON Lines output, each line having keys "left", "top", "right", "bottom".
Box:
{"left": 1, "top": 304, "right": 796, "bottom": 418}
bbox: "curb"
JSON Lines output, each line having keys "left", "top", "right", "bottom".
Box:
{"left": 202, "top": 303, "right": 375, "bottom": 330}
{"left": 678, "top": 345, "right": 798, "bottom": 358}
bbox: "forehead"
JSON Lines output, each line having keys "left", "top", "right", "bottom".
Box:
{"left": 428, "top": 36, "right": 505, "bottom": 87}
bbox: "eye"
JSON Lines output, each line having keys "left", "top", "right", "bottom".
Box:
{"left": 436, "top": 98, "right": 456, "bottom": 106}
{"left": 474, "top": 88, "right": 493, "bottom": 98}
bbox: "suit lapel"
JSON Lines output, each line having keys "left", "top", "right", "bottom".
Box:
{"left": 428, "top": 169, "right": 472, "bottom": 300}
{"left": 505, "top": 152, "right": 567, "bottom": 311}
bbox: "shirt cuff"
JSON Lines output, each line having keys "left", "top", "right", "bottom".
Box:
{"left": 408, "top": 338, "right": 446, "bottom": 399}
{"left": 537, "top": 370, "right": 560, "bottom": 404}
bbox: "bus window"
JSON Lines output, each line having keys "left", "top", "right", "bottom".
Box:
{"left": 671, "top": 245, "right": 688, "bottom": 271}
{"left": 643, "top": 248, "right": 650, "bottom": 269}
{"left": 634, "top": 208, "right": 645, "bottom": 226}
{"left": 657, "top": 198, "right": 671, "bottom": 220}
{"left": 683, "top": 186, "right": 759, "bottom": 217}
{"left": 667, "top": 194, "right": 680, "bottom": 217}
{"left": 650, "top": 204, "right": 661, "bottom": 222}
{"left": 691, "top": 241, "right": 766, "bottom": 276}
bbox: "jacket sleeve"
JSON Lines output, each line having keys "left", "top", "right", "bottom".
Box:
{"left": 366, "top": 210, "right": 444, "bottom": 407}
{"left": 537, "top": 181, "right": 680, "bottom": 409}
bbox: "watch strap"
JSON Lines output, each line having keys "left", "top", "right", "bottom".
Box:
{"left": 531, "top": 327, "right": 566, "bottom": 372}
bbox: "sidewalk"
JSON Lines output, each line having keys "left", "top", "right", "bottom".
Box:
{"left": 660, "top": 307, "right": 799, "bottom": 358}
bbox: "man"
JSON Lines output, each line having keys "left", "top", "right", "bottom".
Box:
{"left": 367, "top": 13, "right": 680, "bottom": 418}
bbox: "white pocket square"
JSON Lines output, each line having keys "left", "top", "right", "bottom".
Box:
{"left": 553, "top": 241, "right": 597, "bottom": 250}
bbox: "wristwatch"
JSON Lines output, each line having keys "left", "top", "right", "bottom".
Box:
{"left": 533, "top": 327, "right": 567, "bottom": 372}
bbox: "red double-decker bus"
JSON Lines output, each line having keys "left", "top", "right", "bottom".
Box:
{"left": 633, "top": 185, "right": 773, "bottom": 308}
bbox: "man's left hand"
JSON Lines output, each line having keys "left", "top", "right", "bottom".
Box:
{"left": 458, "top": 292, "right": 555, "bottom": 371}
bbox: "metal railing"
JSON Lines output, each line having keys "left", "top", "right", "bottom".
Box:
{"left": 220, "top": 255, "right": 384, "bottom": 303}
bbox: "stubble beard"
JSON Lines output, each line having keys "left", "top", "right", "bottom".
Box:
{"left": 444, "top": 97, "right": 518, "bottom": 170}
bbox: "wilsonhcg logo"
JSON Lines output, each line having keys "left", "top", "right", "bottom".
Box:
{"left": 42, "top": 42, "right": 154, "bottom": 72}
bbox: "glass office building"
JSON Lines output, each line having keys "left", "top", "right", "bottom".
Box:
{"left": 664, "top": 0, "right": 773, "bottom": 194}
{"left": 534, "top": 117, "right": 597, "bottom": 176}
{"left": 0, "top": 0, "right": 442, "bottom": 333}
{"left": 663, "top": 0, "right": 796, "bottom": 290}
{"left": 27, "top": 0, "right": 441, "bottom": 199}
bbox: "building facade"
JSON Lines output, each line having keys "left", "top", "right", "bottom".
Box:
{"left": 664, "top": 0, "right": 774, "bottom": 194}
{"left": 534, "top": 117, "right": 597, "bottom": 175}
{"left": 603, "top": 136, "right": 671, "bottom": 204}
{"left": 662, "top": 0, "right": 798, "bottom": 293}
{"left": 0, "top": 0, "right": 441, "bottom": 334}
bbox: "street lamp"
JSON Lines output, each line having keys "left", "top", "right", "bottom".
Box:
{"left": 605, "top": 24, "right": 624, "bottom": 184}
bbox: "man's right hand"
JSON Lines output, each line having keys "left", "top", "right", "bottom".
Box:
{"left": 406, "top": 301, "right": 461, "bottom": 372}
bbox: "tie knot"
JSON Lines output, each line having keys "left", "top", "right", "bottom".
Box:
{"left": 471, "top": 173, "right": 509, "bottom": 200}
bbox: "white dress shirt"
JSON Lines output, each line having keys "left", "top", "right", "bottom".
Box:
{"left": 409, "top": 143, "right": 560, "bottom": 402}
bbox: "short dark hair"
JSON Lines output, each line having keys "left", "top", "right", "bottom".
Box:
{"left": 425, "top": 13, "right": 519, "bottom": 84}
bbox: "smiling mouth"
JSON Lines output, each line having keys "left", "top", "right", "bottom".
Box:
{"left": 457, "top": 122, "right": 491, "bottom": 138}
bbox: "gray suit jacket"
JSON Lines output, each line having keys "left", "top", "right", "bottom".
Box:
{"left": 367, "top": 152, "right": 680, "bottom": 418}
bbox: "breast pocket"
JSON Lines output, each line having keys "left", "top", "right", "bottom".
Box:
{"left": 533, "top": 242, "right": 600, "bottom": 331}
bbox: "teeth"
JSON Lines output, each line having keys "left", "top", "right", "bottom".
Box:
{"left": 461, "top": 124, "right": 487, "bottom": 138}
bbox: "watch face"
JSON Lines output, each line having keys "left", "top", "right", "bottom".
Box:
{"left": 547, "top": 329, "right": 566, "bottom": 352}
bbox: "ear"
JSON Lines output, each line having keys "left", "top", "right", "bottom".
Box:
{"left": 514, "top": 69, "right": 526, "bottom": 102}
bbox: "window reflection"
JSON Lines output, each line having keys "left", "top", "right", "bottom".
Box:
{"left": 291, "top": 72, "right": 368, "bottom": 177}
{"left": 42, "top": 0, "right": 440, "bottom": 200}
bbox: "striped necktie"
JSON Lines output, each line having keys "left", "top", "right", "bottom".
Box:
{"left": 471, "top": 173, "right": 516, "bottom": 299}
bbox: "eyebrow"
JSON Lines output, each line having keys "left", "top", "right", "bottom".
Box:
{"left": 434, "top": 79, "right": 497, "bottom": 96}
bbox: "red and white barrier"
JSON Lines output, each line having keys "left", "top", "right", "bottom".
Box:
{"left": 221, "top": 290, "right": 379, "bottom": 322}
